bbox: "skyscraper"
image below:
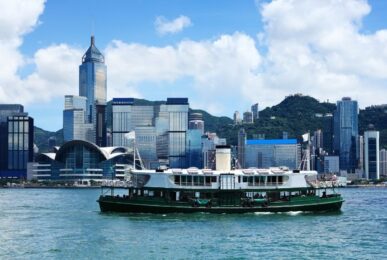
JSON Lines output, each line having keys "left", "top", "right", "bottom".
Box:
{"left": 333, "top": 97, "right": 359, "bottom": 172}
{"left": 380, "top": 149, "right": 387, "bottom": 178}
{"left": 79, "top": 35, "right": 107, "bottom": 146}
{"left": 233, "top": 111, "right": 241, "bottom": 125}
{"left": 322, "top": 114, "right": 334, "bottom": 155}
{"left": 243, "top": 111, "right": 253, "bottom": 124}
{"left": 364, "top": 130, "right": 379, "bottom": 180}
{"left": 251, "top": 103, "right": 259, "bottom": 121}
{"left": 237, "top": 128, "right": 246, "bottom": 168}
{"left": 107, "top": 97, "right": 189, "bottom": 168}
{"left": 0, "top": 104, "right": 34, "bottom": 178}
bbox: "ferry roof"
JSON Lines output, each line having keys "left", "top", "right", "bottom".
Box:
{"left": 135, "top": 168, "right": 317, "bottom": 176}
{"left": 246, "top": 139, "right": 297, "bottom": 145}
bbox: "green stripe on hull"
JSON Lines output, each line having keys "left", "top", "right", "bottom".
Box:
{"left": 98, "top": 196, "right": 344, "bottom": 214}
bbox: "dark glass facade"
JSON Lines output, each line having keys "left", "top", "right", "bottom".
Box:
{"left": 79, "top": 36, "right": 107, "bottom": 145}
{"left": 333, "top": 97, "right": 358, "bottom": 171}
{"left": 368, "top": 138, "right": 377, "bottom": 179}
{"left": 0, "top": 105, "right": 33, "bottom": 178}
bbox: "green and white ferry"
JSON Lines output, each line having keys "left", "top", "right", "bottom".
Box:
{"left": 97, "top": 166, "right": 344, "bottom": 214}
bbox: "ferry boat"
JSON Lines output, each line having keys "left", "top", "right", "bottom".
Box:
{"left": 97, "top": 167, "right": 344, "bottom": 214}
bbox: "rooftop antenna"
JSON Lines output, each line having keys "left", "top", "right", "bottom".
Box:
{"left": 91, "top": 18, "right": 95, "bottom": 45}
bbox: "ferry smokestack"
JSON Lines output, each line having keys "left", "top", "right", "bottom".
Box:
{"left": 215, "top": 145, "right": 231, "bottom": 171}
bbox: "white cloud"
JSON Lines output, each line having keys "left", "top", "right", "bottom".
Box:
{"left": 2, "top": 0, "right": 387, "bottom": 125}
{"left": 105, "top": 33, "right": 261, "bottom": 114}
{"left": 0, "top": 0, "right": 81, "bottom": 105}
{"left": 155, "top": 15, "right": 192, "bottom": 35}
{"left": 257, "top": 0, "right": 387, "bottom": 107}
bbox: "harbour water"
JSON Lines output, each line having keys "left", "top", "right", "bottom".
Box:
{"left": 0, "top": 188, "right": 386, "bottom": 259}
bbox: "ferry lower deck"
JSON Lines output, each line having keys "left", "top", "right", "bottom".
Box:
{"left": 98, "top": 188, "right": 344, "bottom": 214}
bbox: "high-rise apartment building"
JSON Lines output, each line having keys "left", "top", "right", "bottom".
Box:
{"left": 251, "top": 103, "right": 259, "bottom": 121}
{"left": 243, "top": 111, "right": 253, "bottom": 124}
{"left": 0, "top": 104, "right": 34, "bottom": 178}
{"left": 233, "top": 111, "right": 241, "bottom": 125}
{"left": 379, "top": 149, "right": 387, "bottom": 178}
{"left": 79, "top": 36, "right": 107, "bottom": 146}
{"left": 333, "top": 97, "right": 359, "bottom": 172}
{"left": 364, "top": 131, "right": 379, "bottom": 180}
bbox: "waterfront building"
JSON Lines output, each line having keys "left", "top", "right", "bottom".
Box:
{"left": 233, "top": 111, "right": 241, "bottom": 125}
{"left": 244, "top": 139, "right": 301, "bottom": 169}
{"left": 243, "top": 111, "right": 253, "bottom": 124}
{"left": 107, "top": 97, "right": 189, "bottom": 169}
{"left": 364, "top": 131, "right": 380, "bottom": 180}
{"left": 79, "top": 36, "right": 107, "bottom": 146}
{"left": 333, "top": 97, "right": 359, "bottom": 172}
{"left": 322, "top": 114, "right": 334, "bottom": 155}
{"left": 323, "top": 156, "right": 340, "bottom": 174}
{"left": 251, "top": 103, "right": 259, "bottom": 121}
{"left": 380, "top": 149, "right": 387, "bottom": 178}
{"left": 0, "top": 104, "right": 34, "bottom": 178}
{"left": 29, "top": 140, "right": 138, "bottom": 181}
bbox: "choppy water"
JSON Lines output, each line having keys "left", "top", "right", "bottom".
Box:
{"left": 0, "top": 188, "right": 386, "bottom": 259}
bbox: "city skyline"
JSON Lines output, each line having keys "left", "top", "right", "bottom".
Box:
{"left": 1, "top": 0, "right": 387, "bottom": 131}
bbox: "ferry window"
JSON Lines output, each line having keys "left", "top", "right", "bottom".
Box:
{"left": 181, "top": 175, "right": 187, "bottom": 186}
{"left": 268, "top": 176, "right": 276, "bottom": 184}
{"left": 259, "top": 176, "right": 265, "bottom": 185}
{"left": 248, "top": 176, "right": 254, "bottom": 186}
{"left": 174, "top": 176, "right": 180, "bottom": 185}
{"left": 278, "top": 176, "right": 283, "bottom": 184}
{"left": 199, "top": 176, "right": 205, "bottom": 186}
{"left": 211, "top": 176, "right": 217, "bottom": 183}
{"left": 193, "top": 176, "right": 199, "bottom": 186}
{"left": 243, "top": 176, "right": 247, "bottom": 182}
{"left": 187, "top": 176, "right": 192, "bottom": 185}
{"left": 238, "top": 176, "right": 241, "bottom": 183}
{"left": 205, "top": 176, "right": 211, "bottom": 185}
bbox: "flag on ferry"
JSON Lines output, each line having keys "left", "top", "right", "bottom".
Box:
{"left": 302, "top": 133, "right": 310, "bottom": 142}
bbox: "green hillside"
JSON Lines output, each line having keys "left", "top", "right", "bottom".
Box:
{"left": 34, "top": 95, "right": 387, "bottom": 150}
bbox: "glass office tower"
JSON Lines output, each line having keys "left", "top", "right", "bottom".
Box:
{"left": 244, "top": 139, "right": 301, "bottom": 169}
{"left": 333, "top": 97, "right": 359, "bottom": 172}
{"left": 108, "top": 98, "right": 189, "bottom": 168}
{"left": 0, "top": 105, "right": 33, "bottom": 178}
{"left": 79, "top": 36, "right": 107, "bottom": 146}
{"left": 166, "top": 98, "right": 189, "bottom": 168}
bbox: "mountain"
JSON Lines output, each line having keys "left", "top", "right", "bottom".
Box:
{"left": 34, "top": 127, "right": 63, "bottom": 153}
{"left": 33, "top": 95, "right": 387, "bottom": 151}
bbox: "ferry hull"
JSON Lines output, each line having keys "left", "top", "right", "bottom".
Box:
{"left": 98, "top": 196, "right": 344, "bottom": 214}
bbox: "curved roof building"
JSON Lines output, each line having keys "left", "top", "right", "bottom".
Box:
{"left": 30, "top": 140, "right": 140, "bottom": 181}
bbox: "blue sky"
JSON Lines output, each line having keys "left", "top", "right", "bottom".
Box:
{"left": 1, "top": 0, "right": 387, "bottom": 131}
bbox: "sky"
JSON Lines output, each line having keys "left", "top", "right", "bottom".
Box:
{"left": 1, "top": 0, "right": 387, "bottom": 131}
